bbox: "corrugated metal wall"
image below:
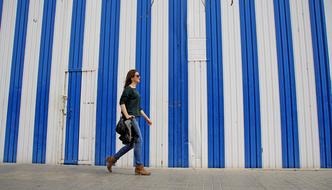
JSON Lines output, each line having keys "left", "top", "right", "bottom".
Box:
{"left": 310, "top": 0, "right": 332, "bottom": 168}
{"left": 168, "top": 0, "right": 189, "bottom": 168}
{"left": 205, "top": 0, "right": 225, "bottom": 168}
{"left": 327, "top": 0, "right": 332, "bottom": 80}
{"left": 239, "top": 0, "right": 262, "bottom": 168}
{"left": 188, "top": 0, "right": 208, "bottom": 168}
{"left": 16, "top": 0, "right": 43, "bottom": 163}
{"left": 0, "top": 0, "right": 3, "bottom": 28}
{"left": 222, "top": 0, "right": 246, "bottom": 168}
{"left": 95, "top": 0, "right": 120, "bottom": 166}
{"left": 78, "top": 0, "right": 101, "bottom": 165}
{"left": 149, "top": 0, "right": 169, "bottom": 168}
{"left": 0, "top": 0, "right": 331, "bottom": 168}
{"left": 135, "top": 0, "right": 152, "bottom": 167}
{"left": 46, "top": 0, "right": 73, "bottom": 164}
{"left": 255, "top": 0, "right": 283, "bottom": 168}
{"left": 324, "top": 0, "right": 332, "bottom": 168}
{"left": 116, "top": 0, "right": 137, "bottom": 168}
{"left": 0, "top": 0, "right": 18, "bottom": 163}
{"left": 290, "top": 0, "right": 320, "bottom": 168}
{"left": 3, "top": 0, "right": 30, "bottom": 163}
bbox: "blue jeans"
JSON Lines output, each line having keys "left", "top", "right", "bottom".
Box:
{"left": 113, "top": 118, "right": 143, "bottom": 166}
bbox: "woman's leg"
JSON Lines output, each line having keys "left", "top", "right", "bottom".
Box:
{"left": 131, "top": 119, "right": 150, "bottom": 175}
{"left": 131, "top": 119, "right": 143, "bottom": 166}
{"left": 113, "top": 143, "right": 134, "bottom": 160}
{"left": 106, "top": 140, "right": 134, "bottom": 173}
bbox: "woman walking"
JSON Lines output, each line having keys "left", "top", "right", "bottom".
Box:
{"left": 106, "top": 69, "right": 152, "bottom": 176}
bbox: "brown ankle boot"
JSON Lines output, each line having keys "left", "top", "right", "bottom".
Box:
{"left": 135, "top": 164, "right": 151, "bottom": 176}
{"left": 105, "top": 156, "right": 117, "bottom": 173}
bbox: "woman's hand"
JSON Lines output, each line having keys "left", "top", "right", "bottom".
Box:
{"left": 146, "top": 118, "right": 153, "bottom": 126}
{"left": 126, "top": 115, "right": 135, "bottom": 120}
{"left": 140, "top": 109, "right": 152, "bottom": 126}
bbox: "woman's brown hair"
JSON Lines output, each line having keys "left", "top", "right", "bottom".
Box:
{"left": 124, "top": 69, "right": 137, "bottom": 89}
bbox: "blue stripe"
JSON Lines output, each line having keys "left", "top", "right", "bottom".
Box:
{"left": 32, "top": 0, "right": 56, "bottom": 164}
{"left": 239, "top": 0, "right": 262, "bottom": 168}
{"left": 95, "top": 0, "right": 121, "bottom": 166}
{"left": 168, "top": 0, "right": 188, "bottom": 167}
{"left": 64, "top": 0, "right": 86, "bottom": 165}
{"left": 135, "top": 0, "right": 152, "bottom": 166}
{"left": 3, "top": 0, "right": 30, "bottom": 163}
{"left": 309, "top": 0, "right": 332, "bottom": 168}
{"left": 273, "top": 0, "right": 300, "bottom": 168}
{"left": 205, "top": 0, "right": 225, "bottom": 168}
{"left": 0, "top": 0, "right": 3, "bottom": 28}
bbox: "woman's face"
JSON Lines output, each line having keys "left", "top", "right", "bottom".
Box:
{"left": 132, "top": 72, "right": 140, "bottom": 83}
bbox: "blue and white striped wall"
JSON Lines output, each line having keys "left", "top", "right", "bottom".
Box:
{"left": 0, "top": 0, "right": 331, "bottom": 168}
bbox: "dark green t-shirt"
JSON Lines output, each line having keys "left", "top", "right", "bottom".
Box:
{"left": 120, "top": 86, "right": 142, "bottom": 117}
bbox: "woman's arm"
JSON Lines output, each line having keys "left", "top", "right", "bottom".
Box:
{"left": 120, "top": 104, "right": 134, "bottom": 119}
{"left": 140, "top": 110, "right": 152, "bottom": 126}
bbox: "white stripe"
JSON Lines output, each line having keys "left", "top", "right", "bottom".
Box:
{"left": 16, "top": 0, "right": 44, "bottom": 164}
{"left": 221, "top": 0, "right": 245, "bottom": 168}
{"left": 325, "top": 0, "right": 332, "bottom": 80}
{"left": 116, "top": 0, "right": 137, "bottom": 168}
{"left": 46, "top": 0, "right": 73, "bottom": 164}
{"left": 0, "top": 0, "right": 18, "bottom": 163}
{"left": 187, "top": 0, "right": 208, "bottom": 168}
{"left": 290, "top": 0, "right": 320, "bottom": 168}
{"left": 78, "top": 0, "right": 102, "bottom": 165}
{"left": 255, "top": 0, "right": 283, "bottom": 168}
{"left": 149, "top": 0, "right": 169, "bottom": 168}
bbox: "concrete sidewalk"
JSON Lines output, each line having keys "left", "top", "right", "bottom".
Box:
{"left": 0, "top": 164, "right": 331, "bottom": 190}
